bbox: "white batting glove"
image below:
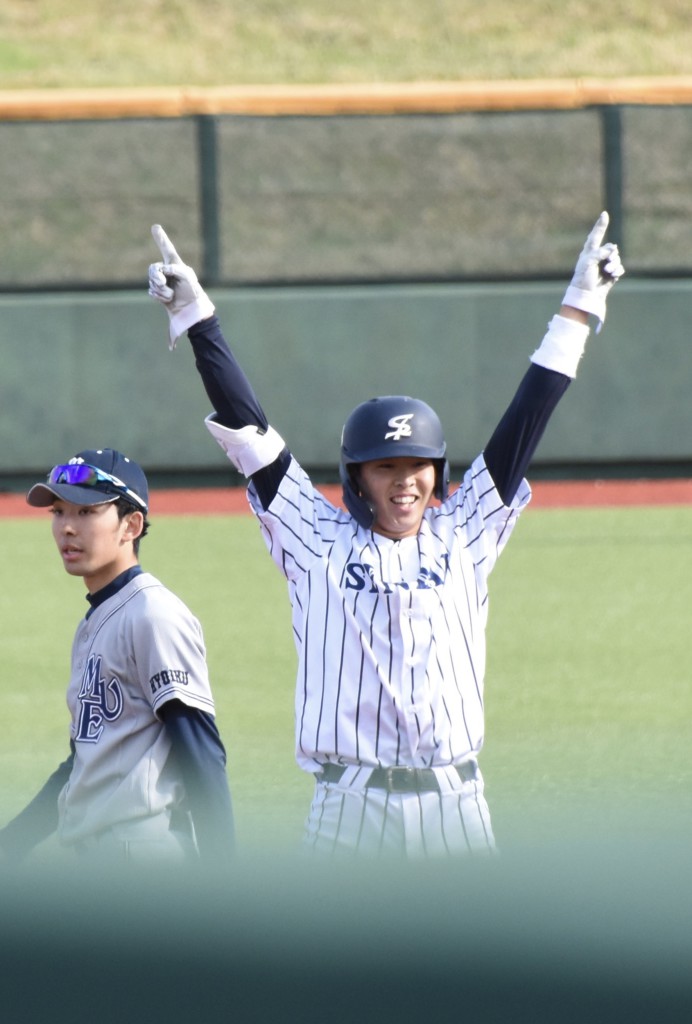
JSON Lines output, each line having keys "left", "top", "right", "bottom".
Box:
{"left": 148, "top": 225, "right": 215, "bottom": 350}
{"left": 562, "top": 211, "right": 625, "bottom": 332}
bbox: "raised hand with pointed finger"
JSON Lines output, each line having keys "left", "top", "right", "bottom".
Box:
{"left": 561, "top": 211, "right": 625, "bottom": 332}
{"left": 148, "top": 225, "right": 215, "bottom": 350}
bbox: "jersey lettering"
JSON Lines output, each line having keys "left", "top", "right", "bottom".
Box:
{"left": 344, "top": 559, "right": 447, "bottom": 593}
{"left": 149, "top": 668, "right": 190, "bottom": 695}
{"left": 76, "top": 654, "right": 124, "bottom": 742}
{"left": 345, "top": 562, "right": 382, "bottom": 593}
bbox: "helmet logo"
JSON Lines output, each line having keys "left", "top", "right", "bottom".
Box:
{"left": 384, "top": 414, "right": 414, "bottom": 442}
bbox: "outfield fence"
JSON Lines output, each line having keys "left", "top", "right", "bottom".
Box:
{"left": 2, "top": 79, "right": 692, "bottom": 480}
{"left": 2, "top": 77, "right": 692, "bottom": 291}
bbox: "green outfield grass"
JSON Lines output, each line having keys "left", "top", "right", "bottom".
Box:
{"left": 3, "top": 501, "right": 692, "bottom": 860}
{"left": 485, "top": 503, "right": 692, "bottom": 847}
{"left": 3, "top": 0, "right": 692, "bottom": 88}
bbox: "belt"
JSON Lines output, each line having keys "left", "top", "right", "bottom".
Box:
{"left": 315, "top": 761, "right": 478, "bottom": 793}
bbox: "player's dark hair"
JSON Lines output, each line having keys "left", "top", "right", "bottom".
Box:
{"left": 114, "top": 497, "right": 149, "bottom": 555}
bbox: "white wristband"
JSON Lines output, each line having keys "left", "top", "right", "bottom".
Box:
{"left": 205, "top": 415, "right": 286, "bottom": 477}
{"left": 561, "top": 284, "right": 606, "bottom": 330}
{"left": 529, "top": 314, "right": 591, "bottom": 379}
{"left": 168, "top": 295, "right": 216, "bottom": 350}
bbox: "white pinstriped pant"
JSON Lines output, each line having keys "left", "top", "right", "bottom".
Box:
{"left": 303, "top": 763, "right": 496, "bottom": 859}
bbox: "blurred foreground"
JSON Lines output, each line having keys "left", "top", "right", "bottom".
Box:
{"left": 4, "top": 836, "right": 692, "bottom": 1023}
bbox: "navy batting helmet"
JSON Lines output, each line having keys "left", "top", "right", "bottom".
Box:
{"left": 339, "top": 395, "right": 450, "bottom": 528}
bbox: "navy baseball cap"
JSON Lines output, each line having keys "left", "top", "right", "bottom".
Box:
{"left": 27, "top": 449, "right": 149, "bottom": 513}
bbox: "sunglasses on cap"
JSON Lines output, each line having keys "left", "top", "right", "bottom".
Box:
{"left": 48, "top": 463, "right": 147, "bottom": 511}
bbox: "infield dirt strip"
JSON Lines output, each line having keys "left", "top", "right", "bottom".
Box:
{"left": 1, "top": 479, "right": 692, "bottom": 518}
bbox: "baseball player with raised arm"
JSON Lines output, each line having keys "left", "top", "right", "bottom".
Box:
{"left": 0, "top": 449, "right": 235, "bottom": 868}
{"left": 148, "top": 213, "right": 623, "bottom": 858}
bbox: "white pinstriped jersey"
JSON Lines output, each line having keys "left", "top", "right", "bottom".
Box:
{"left": 58, "top": 572, "right": 215, "bottom": 844}
{"left": 248, "top": 452, "right": 530, "bottom": 774}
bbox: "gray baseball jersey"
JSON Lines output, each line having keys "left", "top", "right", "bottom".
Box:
{"left": 58, "top": 571, "right": 215, "bottom": 846}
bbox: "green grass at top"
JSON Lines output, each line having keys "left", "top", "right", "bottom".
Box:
{"left": 1, "top": 1, "right": 692, "bottom": 89}
{"left": 2, "top": 504, "right": 691, "bottom": 859}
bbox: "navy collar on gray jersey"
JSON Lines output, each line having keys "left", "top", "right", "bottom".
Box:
{"left": 86, "top": 565, "right": 143, "bottom": 618}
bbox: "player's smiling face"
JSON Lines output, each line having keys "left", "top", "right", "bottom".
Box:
{"left": 358, "top": 457, "right": 436, "bottom": 539}
{"left": 50, "top": 498, "right": 143, "bottom": 593}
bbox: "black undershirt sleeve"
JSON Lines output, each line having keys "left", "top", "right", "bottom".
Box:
{"left": 483, "top": 363, "right": 572, "bottom": 506}
{"left": 187, "top": 315, "right": 290, "bottom": 510}
{"left": 188, "top": 316, "right": 268, "bottom": 430}
{"left": 160, "top": 699, "right": 235, "bottom": 867}
{"left": 0, "top": 743, "right": 75, "bottom": 861}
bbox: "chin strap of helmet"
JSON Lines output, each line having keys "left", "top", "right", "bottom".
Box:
{"left": 341, "top": 471, "right": 375, "bottom": 529}
{"left": 435, "top": 459, "right": 451, "bottom": 502}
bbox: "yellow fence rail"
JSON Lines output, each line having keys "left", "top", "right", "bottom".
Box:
{"left": 2, "top": 76, "right": 692, "bottom": 121}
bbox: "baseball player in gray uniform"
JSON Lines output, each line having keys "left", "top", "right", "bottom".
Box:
{"left": 0, "top": 448, "right": 235, "bottom": 867}
{"left": 148, "top": 213, "right": 624, "bottom": 858}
